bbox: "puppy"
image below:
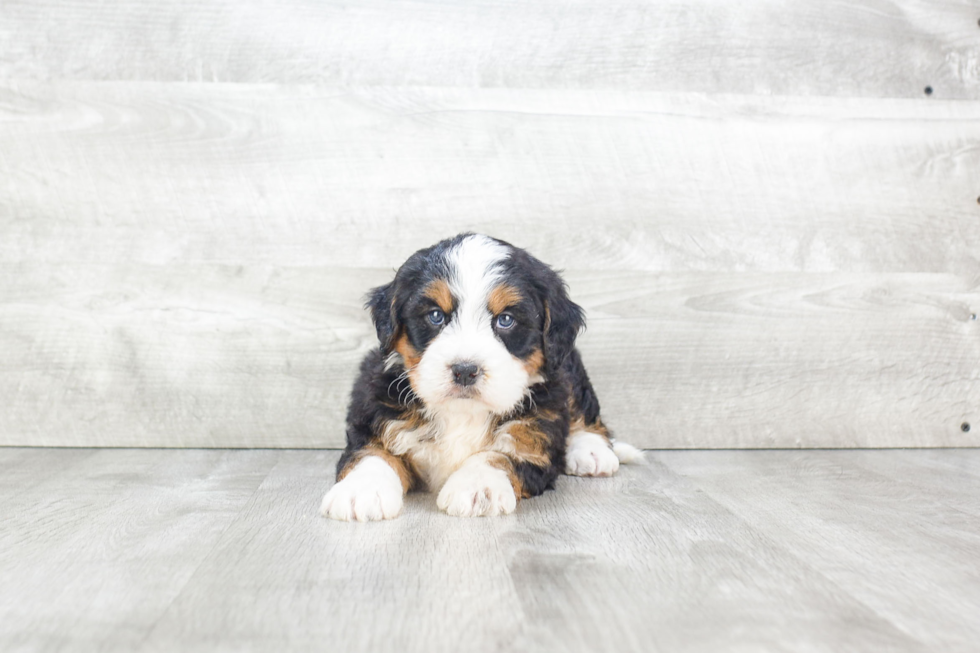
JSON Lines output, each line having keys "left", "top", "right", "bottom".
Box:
{"left": 320, "top": 233, "right": 641, "bottom": 521}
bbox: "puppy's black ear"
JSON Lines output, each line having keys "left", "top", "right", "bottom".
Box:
{"left": 365, "top": 281, "right": 398, "bottom": 353}
{"left": 543, "top": 280, "right": 585, "bottom": 374}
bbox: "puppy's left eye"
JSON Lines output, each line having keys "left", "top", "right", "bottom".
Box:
{"left": 427, "top": 309, "right": 446, "bottom": 326}
{"left": 495, "top": 313, "right": 515, "bottom": 329}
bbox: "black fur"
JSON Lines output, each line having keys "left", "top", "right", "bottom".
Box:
{"left": 365, "top": 283, "right": 396, "bottom": 353}
{"left": 511, "top": 366, "right": 574, "bottom": 495}
{"left": 336, "top": 348, "right": 416, "bottom": 480}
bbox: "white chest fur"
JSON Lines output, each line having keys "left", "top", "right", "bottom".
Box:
{"left": 386, "top": 400, "right": 496, "bottom": 492}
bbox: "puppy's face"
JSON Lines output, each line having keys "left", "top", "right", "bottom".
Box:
{"left": 368, "top": 234, "right": 583, "bottom": 416}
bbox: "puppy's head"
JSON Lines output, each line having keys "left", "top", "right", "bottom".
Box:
{"left": 367, "top": 233, "right": 584, "bottom": 415}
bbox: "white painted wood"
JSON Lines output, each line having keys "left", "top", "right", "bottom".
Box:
{"left": 577, "top": 271, "right": 980, "bottom": 449}
{"left": 0, "top": 263, "right": 379, "bottom": 448}
{"left": 1, "top": 84, "right": 978, "bottom": 274}
{"left": 3, "top": 448, "right": 980, "bottom": 652}
{"left": 1, "top": 266, "right": 976, "bottom": 448}
{"left": 1, "top": 0, "right": 977, "bottom": 99}
{"left": 2, "top": 2, "right": 978, "bottom": 449}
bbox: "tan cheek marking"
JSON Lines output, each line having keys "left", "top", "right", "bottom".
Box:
{"left": 488, "top": 284, "right": 523, "bottom": 316}
{"left": 393, "top": 331, "right": 421, "bottom": 369}
{"left": 523, "top": 348, "right": 544, "bottom": 377}
{"left": 423, "top": 278, "right": 454, "bottom": 314}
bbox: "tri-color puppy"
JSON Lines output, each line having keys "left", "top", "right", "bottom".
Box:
{"left": 320, "top": 233, "right": 641, "bottom": 521}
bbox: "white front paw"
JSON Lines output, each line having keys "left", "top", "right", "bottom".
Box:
{"left": 437, "top": 458, "right": 517, "bottom": 517}
{"left": 320, "top": 456, "right": 404, "bottom": 522}
{"left": 565, "top": 432, "right": 620, "bottom": 477}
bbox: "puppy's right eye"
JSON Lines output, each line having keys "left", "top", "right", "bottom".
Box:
{"left": 427, "top": 309, "right": 445, "bottom": 326}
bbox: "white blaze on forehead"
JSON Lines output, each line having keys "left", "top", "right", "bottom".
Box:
{"left": 410, "top": 234, "right": 529, "bottom": 416}
{"left": 445, "top": 234, "right": 510, "bottom": 323}
{"left": 405, "top": 235, "right": 532, "bottom": 485}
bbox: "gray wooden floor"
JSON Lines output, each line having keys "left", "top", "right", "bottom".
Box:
{"left": 2, "top": 448, "right": 979, "bottom": 652}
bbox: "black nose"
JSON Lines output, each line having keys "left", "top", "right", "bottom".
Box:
{"left": 451, "top": 362, "right": 482, "bottom": 387}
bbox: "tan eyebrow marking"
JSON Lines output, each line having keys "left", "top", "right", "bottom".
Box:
{"left": 487, "top": 284, "right": 522, "bottom": 315}
{"left": 423, "top": 279, "right": 454, "bottom": 314}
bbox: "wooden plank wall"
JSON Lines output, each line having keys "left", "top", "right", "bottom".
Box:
{"left": 1, "top": 1, "right": 978, "bottom": 448}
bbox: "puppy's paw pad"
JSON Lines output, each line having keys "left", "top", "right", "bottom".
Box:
{"left": 320, "top": 458, "right": 404, "bottom": 522}
{"left": 565, "top": 432, "right": 620, "bottom": 477}
{"left": 437, "top": 462, "right": 517, "bottom": 517}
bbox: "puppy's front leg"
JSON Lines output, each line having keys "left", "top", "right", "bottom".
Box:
{"left": 437, "top": 452, "right": 518, "bottom": 518}
{"left": 321, "top": 452, "right": 411, "bottom": 522}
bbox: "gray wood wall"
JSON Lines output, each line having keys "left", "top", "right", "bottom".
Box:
{"left": 1, "top": 0, "right": 978, "bottom": 448}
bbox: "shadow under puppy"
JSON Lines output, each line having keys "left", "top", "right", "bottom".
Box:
{"left": 321, "top": 233, "right": 642, "bottom": 521}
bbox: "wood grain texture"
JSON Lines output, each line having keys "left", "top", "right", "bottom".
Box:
{"left": 2, "top": 84, "right": 979, "bottom": 273}
{"left": 3, "top": 448, "right": 980, "bottom": 652}
{"left": 141, "top": 451, "right": 525, "bottom": 652}
{"left": 658, "top": 449, "right": 980, "bottom": 651}
{"left": 0, "top": 448, "right": 280, "bottom": 652}
{"left": 1, "top": 266, "right": 976, "bottom": 448}
{"left": 3, "top": 2, "right": 979, "bottom": 450}
{"left": 578, "top": 271, "right": 980, "bottom": 448}
{"left": 0, "top": 0, "right": 977, "bottom": 99}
